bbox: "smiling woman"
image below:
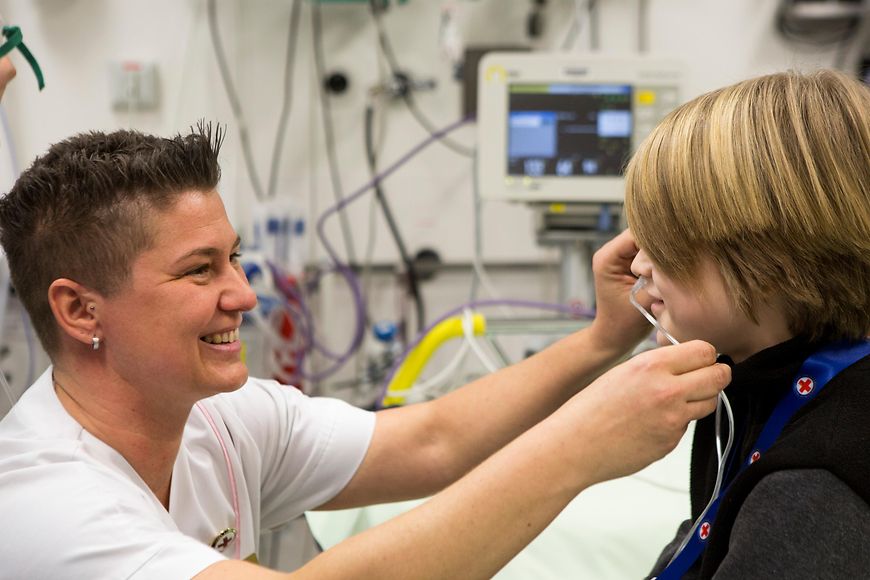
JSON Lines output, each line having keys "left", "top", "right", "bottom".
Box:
{"left": 88, "top": 189, "right": 256, "bottom": 405}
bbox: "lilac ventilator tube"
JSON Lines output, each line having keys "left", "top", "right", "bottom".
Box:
{"left": 629, "top": 276, "right": 734, "bottom": 565}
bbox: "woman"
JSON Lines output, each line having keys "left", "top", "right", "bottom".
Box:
{"left": 0, "top": 125, "right": 727, "bottom": 578}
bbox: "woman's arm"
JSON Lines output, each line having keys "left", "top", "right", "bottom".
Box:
{"left": 198, "top": 340, "right": 729, "bottom": 579}
{"left": 325, "top": 230, "right": 661, "bottom": 507}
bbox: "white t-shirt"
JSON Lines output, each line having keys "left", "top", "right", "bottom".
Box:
{"left": 0, "top": 368, "right": 376, "bottom": 580}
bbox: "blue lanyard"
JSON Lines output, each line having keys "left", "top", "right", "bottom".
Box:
{"left": 655, "top": 339, "right": 870, "bottom": 580}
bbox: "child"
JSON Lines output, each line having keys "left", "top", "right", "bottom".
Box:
{"left": 624, "top": 69, "right": 870, "bottom": 578}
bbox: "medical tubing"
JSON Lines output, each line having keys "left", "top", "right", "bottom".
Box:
{"left": 559, "top": 0, "right": 595, "bottom": 51}
{"left": 268, "top": 261, "right": 344, "bottom": 362}
{"left": 309, "top": 117, "right": 470, "bottom": 382}
{"left": 666, "top": 391, "right": 734, "bottom": 567}
{"left": 0, "top": 363, "right": 13, "bottom": 409}
{"left": 297, "top": 265, "right": 367, "bottom": 382}
{"left": 364, "top": 103, "right": 426, "bottom": 332}
{"left": 285, "top": 267, "right": 357, "bottom": 363}
{"left": 377, "top": 299, "right": 594, "bottom": 408}
{"left": 368, "top": 0, "right": 475, "bottom": 158}
{"left": 316, "top": 116, "right": 471, "bottom": 265}
{"left": 413, "top": 335, "right": 470, "bottom": 394}
{"left": 629, "top": 278, "right": 736, "bottom": 566}
{"left": 267, "top": 262, "right": 369, "bottom": 382}
{"left": 1, "top": 104, "right": 19, "bottom": 176}
{"left": 206, "top": 0, "right": 266, "bottom": 201}
{"left": 311, "top": 2, "right": 358, "bottom": 266}
{"left": 629, "top": 277, "right": 679, "bottom": 345}
{"left": 266, "top": 0, "right": 302, "bottom": 199}
{"left": 469, "top": 149, "right": 511, "bottom": 313}
{"left": 462, "top": 308, "right": 500, "bottom": 373}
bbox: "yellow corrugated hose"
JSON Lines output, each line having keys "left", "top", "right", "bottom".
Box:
{"left": 381, "top": 313, "right": 486, "bottom": 407}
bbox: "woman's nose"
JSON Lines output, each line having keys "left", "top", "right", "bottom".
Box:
{"left": 222, "top": 267, "right": 258, "bottom": 313}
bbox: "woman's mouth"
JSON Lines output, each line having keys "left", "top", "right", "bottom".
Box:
{"left": 200, "top": 328, "right": 240, "bottom": 344}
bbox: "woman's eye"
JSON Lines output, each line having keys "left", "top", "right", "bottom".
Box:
{"left": 187, "top": 264, "right": 210, "bottom": 277}
{"left": 230, "top": 251, "right": 242, "bottom": 264}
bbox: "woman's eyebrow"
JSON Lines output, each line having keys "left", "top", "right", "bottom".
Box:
{"left": 173, "top": 236, "right": 242, "bottom": 264}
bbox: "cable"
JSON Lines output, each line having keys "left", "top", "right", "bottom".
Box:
{"left": 377, "top": 297, "right": 594, "bottom": 407}
{"left": 357, "top": 61, "right": 390, "bottom": 380}
{"left": 207, "top": 0, "right": 304, "bottom": 201}
{"left": 461, "top": 308, "right": 500, "bottom": 373}
{"left": 368, "top": 0, "right": 476, "bottom": 158}
{"left": 559, "top": 0, "right": 593, "bottom": 51}
{"left": 588, "top": 0, "right": 600, "bottom": 51}
{"left": 206, "top": 0, "right": 266, "bottom": 200}
{"left": 266, "top": 0, "right": 303, "bottom": 199}
{"left": 278, "top": 117, "right": 470, "bottom": 384}
{"left": 0, "top": 103, "right": 24, "bottom": 411}
{"left": 637, "top": 0, "right": 649, "bottom": 53}
{"left": 413, "top": 337, "right": 470, "bottom": 395}
{"left": 630, "top": 278, "right": 736, "bottom": 567}
{"left": 469, "top": 150, "right": 512, "bottom": 314}
{"left": 364, "top": 103, "right": 426, "bottom": 333}
{"left": 315, "top": 117, "right": 474, "bottom": 382}
{"left": 311, "top": 1, "right": 359, "bottom": 266}
{"left": 0, "top": 365, "right": 13, "bottom": 411}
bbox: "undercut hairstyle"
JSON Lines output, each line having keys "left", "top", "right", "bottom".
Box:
{"left": 624, "top": 69, "right": 870, "bottom": 342}
{"left": 0, "top": 122, "right": 225, "bottom": 357}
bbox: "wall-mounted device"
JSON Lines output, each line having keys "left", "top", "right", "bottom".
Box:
{"left": 477, "top": 53, "right": 683, "bottom": 204}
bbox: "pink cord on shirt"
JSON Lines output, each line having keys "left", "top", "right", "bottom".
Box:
{"left": 195, "top": 401, "right": 241, "bottom": 560}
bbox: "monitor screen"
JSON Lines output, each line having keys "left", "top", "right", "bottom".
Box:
{"left": 476, "top": 53, "right": 682, "bottom": 204}
{"left": 507, "top": 84, "right": 633, "bottom": 178}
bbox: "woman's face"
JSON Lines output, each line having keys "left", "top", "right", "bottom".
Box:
{"left": 630, "top": 248, "right": 789, "bottom": 362}
{"left": 97, "top": 190, "right": 257, "bottom": 404}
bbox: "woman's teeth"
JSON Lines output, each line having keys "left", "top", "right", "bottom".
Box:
{"left": 201, "top": 328, "right": 240, "bottom": 344}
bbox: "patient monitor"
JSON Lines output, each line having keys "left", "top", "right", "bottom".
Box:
{"left": 476, "top": 53, "right": 683, "bottom": 305}
{"left": 477, "top": 53, "right": 683, "bottom": 204}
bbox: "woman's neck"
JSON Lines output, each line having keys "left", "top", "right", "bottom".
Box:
{"left": 52, "top": 367, "right": 190, "bottom": 510}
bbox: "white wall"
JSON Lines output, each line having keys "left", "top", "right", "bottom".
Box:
{"left": 2, "top": 0, "right": 867, "bottom": 266}
{"left": 1, "top": 0, "right": 868, "bottom": 402}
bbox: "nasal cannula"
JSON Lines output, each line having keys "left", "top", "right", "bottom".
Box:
{"left": 630, "top": 277, "right": 734, "bottom": 564}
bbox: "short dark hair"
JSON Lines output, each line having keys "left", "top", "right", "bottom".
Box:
{"left": 0, "top": 122, "right": 225, "bottom": 357}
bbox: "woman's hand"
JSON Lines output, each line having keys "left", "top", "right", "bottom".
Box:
{"left": 0, "top": 56, "right": 16, "bottom": 101}
{"left": 556, "top": 339, "right": 729, "bottom": 485}
{"left": 587, "top": 229, "right": 652, "bottom": 358}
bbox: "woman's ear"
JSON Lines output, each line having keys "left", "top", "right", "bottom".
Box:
{"left": 47, "top": 279, "right": 100, "bottom": 349}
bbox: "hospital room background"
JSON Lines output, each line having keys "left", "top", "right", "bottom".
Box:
{"left": 0, "top": 0, "right": 867, "bottom": 577}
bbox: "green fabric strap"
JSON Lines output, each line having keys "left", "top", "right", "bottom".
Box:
{"left": 1, "top": 25, "right": 45, "bottom": 90}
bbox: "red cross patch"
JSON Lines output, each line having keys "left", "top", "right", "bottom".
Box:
{"left": 795, "top": 376, "right": 814, "bottom": 396}
{"left": 699, "top": 521, "right": 711, "bottom": 540}
{"left": 211, "top": 528, "right": 237, "bottom": 552}
{"left": 750, "top": 450, "right": 761, "bottom": 464}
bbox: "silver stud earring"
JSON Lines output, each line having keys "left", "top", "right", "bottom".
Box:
{"left": 92, "top": 336, "right": 101, "bottom": 351}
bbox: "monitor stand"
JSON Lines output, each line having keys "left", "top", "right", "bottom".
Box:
{"left": 534, "top": 203, "right": 622, "bottom": 310}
